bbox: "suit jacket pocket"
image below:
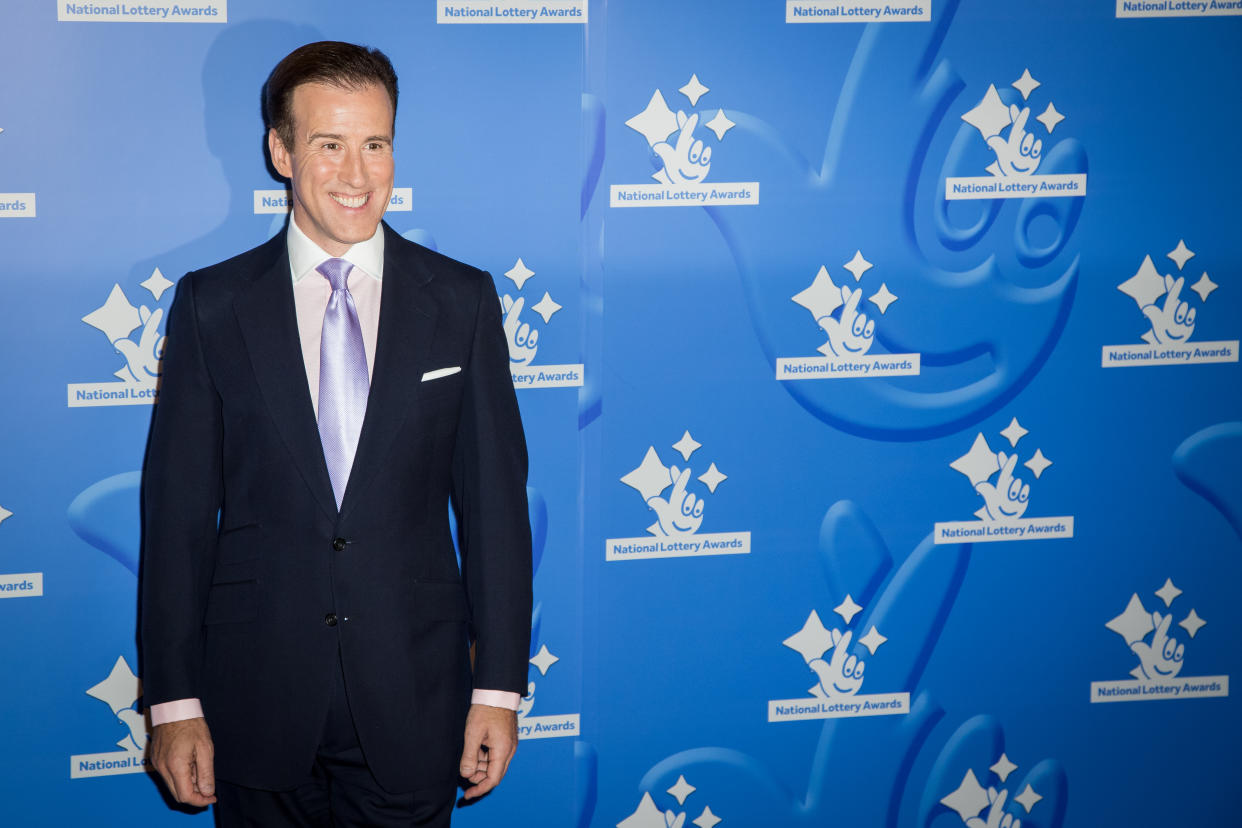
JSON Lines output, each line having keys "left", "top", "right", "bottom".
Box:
{"left": 413, "top": 580, "right": 469, "bottom": 622}
{"left": 204, "top": 561, "right": 258, "bottom": 625}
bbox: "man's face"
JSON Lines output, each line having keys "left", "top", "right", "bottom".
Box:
{"left": 269, "top": 82, "right": 395, "bottom": 256}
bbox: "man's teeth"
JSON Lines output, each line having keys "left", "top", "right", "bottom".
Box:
{"left": 331, "top": 193, "right": 368, "bottom": 208}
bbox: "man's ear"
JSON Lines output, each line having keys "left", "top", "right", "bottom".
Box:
{"left": 268, "top": 128, "right": 292, "bottom": 179}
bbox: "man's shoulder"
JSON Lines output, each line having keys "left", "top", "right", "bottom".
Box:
{"left": 186, "top": 232, "right": 287, "bottom": 294}
{"left": 383, "top": 225, "right": 490, "bottom": 289}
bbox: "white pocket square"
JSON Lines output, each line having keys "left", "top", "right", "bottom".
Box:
{"left": 421, "top": 366, "right": 461, "bottom": 382}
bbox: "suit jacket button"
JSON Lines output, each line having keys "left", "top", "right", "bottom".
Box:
{"left": 332, "top": 537, "right": 347, "bottom": 552}
{"left": 324, "top": 613, "right": 338, "bottom": 627}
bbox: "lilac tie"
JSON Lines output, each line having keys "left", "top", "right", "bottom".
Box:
{"left": 317, "top": 258, "right": 369, "bottom": 508}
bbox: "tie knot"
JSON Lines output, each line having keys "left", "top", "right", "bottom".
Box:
{"left": 317, "top": 258, "right": 353, "bottom": 291}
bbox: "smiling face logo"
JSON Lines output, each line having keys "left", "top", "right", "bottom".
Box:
{"left": 620, "top": 432, "right": 726, "bottom": 538}
{"left": 499, "top": 258, "right": 561, "bottom": 367}
{"left": 950, "top": 418, "right": 1051, "bottom": 522}
{"left": 783, "top": 596, "right": 888, "bottom": 700}
{"left": 961, "top": 69, "right": 1064, "bottom": 179}
{"left": 624, "top": 75, "right": 735, "bottom": 187}
{"left": 1118, "top": 241, "right": 1218, "bottom": 346}
{"left": 1106, "top": 579, "right": 1206, "bottom": 682}
{"left": 791, "top": 252, "right": 901, "bottom": 359}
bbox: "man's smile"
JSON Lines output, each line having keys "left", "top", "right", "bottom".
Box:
{"left": 331, "top": 193, "right": 370, "bottom": 208}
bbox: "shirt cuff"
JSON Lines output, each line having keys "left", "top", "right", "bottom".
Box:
{"left": 149, "top": 698, "right": 204, "bottom": 726}
{"left": 471, "top": 689, "right": 521, "bottom": 711}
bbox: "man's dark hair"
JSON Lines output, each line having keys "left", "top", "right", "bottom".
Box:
{"left": 263, "top": 41, "right": 399, "bottom": 150}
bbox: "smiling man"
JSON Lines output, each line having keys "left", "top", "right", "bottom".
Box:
{"left": 141, "top": 42, "right": 532, "bottom": 827}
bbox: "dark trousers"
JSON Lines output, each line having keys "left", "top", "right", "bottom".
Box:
{"left": 214, "top": 653, "right": 456, "bottom": 828}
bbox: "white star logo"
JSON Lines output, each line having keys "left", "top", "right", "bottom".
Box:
{"left": 626, "top": 90, "right": 679, "bottom": 148}
{"left": 86, "top": 656, "right": 141, "bottom": 715}
{"left": 529, "top": 644, "right": 560, "bottom": 676}
{"left": 1012, "top": 68, "right": 1041, "bottom": 101}
{"left": 672, "top": 431, "right": 701, "bottom": 461}
{"left": 1154, "top": 578, "right": 1182, "bottom": 607}
{"left": 1191, "top": 272, "right": 1217, "bottom": 303}
{"left": 531, "top": 291, "right": 562, "bottom": 323}
{"left": 783, "top": 610, "right": 834, "bottom": 663}
{"left": 666, "top": 775, "right": 696, "bottom": 806}
{"left": 834, "top": 594, "right": 863, "bottom": 625}
{"left": 1179, "top": 608, "right": 1206, "bottom": 638}
{"left": 792, "top": 266, "right": 844, "bottom": 321}
{"left": 621, "top": 447, "right": 672, "bottom": 502}
{"left": 843, "top": 250, "right": 873, "bottom": 282}
{"left": 1118, "top": 255, "right": 1168, "bottom": 309}
{"left": 705, "top": 109, "right": 734, "bottom": 140}
{"left": 990, "top": 753, "right": 1018, "bottom": 783}
{"left": 1167, "top": 239, "right": 1195, "bottom": 271}
{"left": 679, "top": 74, "right": 709, "bottom": 107}
{"left": 940, "top": 769, "right": 990, "bottom": 821}
{"left": 868, "top": 283, "right": 898, "bottom": 314}
{"left": 697, "top": 463, "right": 727, "bottom": 494}
{"left": 617, "top": 792, "right": 665, "bottom": 828}
{"left": 951, "top": 433, "right": 1001, "bottom": 487}
{"left": 692, "top": 806, "right": 721, "bottom": 828}
{"left": 962, "top": 85, "right": 1012, "bottom": 140}
{"left": 504, "top": 258, "right": 535, "bottom": 290}
{"left": 1023, "top": 448, "right": 1052, "bottom": 479}
{"left": 0, "top": 504, "right": 11, "bottom": 526}
{"left": 140, "top": 267, "right": 174, "bottom": 301}
{"left": 1014, "top": 783, "right": 1043, "bottom": 813}
{"left": 1105, "top": 593, "right": 1154, "bottom": 646}
{"left": 82, "top": 284, "right": 141, "bottom": 344}
{"left": 1035, "top": 102, "right": 1064, "bottom": 133}
{"left": 858, "top": 626, "right": 887, "bottom": 655}
{"left": 999, "top": 417, "right": 1028, "bottom": 447}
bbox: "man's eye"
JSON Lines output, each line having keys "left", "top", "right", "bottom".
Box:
{"left": 322, "top": 142, "right": 339, "bottom": 150}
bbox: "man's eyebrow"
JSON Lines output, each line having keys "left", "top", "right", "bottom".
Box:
{"left": 305, "top": 132, "right": 392, "bottom": 144}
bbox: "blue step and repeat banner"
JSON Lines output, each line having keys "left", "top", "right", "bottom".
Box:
{"left": 2, "top": 1, "right": 1240, "bottom": 825}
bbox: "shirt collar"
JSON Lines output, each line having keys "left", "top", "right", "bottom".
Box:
{"left": 286, "top": 213, "right": 385, "bottom": 283}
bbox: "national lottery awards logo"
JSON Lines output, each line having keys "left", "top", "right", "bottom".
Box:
{"left": 0, "top": 125, "right": 37, "bottom": 218}
{"left": 0, "top": 503, "right": 43, "bottom": 599}
{"left": 947, "top": 68, "right": 1086, "bottom": 201}
{"left": 517, "top": 642, "right": 580, "bottom": 740}
{"left": 67, "top": 268, "right": 174, "bottom": 407}
{"left": 57, "top": 1, "right": 226, "bottom": 22}
{"left": 1102, "top": 239, "right": 1237, "bottom": 368}
{"left": 436, "top": 0, "right": 585, "bottom": 23}
{"left": 617, "top": 775, "right": 723, "bottom": 828}
{"left": 939, "top": 751, "right": 1049, "bottom": 828}
{"left": 70, "top": 656, "right": 151, "bottom": 779}
{"left": 1117, "top": 0, "right": 1242, "bottom": 18}
{"left": 253, "top": 187, "right": 412, "bottom": 214}
{"left": 934, "top": 417, "right": 1074, "bottom": 544}
{"left": 1091, "top": 578, "right": 1228, "bottom": 703}
{"left": 767, "top": 595, "right": 909, "bottom": 722}
{"left": 606, "top": 431, "right": 750, "bottom": 561}
{"left": 777, "top": 251, "right": 920, "bottom": 381}
{"left": 499, "top": 258, "right": 583, "bottom": 389}
{"left": 785, "top": 0, "right": 930, "bottom": 23}
{"left": 611, "top": 75, "right": 758, "bottom": 208}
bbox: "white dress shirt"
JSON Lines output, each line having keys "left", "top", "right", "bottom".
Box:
{"left": 149, "top": 216, "right": 520, "bottom": 726}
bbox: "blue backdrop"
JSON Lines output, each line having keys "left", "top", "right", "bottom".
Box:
{"left": 2, "top": 1, "right": 1240, "bottom": 825}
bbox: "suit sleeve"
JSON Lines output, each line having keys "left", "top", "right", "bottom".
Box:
{"left": 141, "top": 273, "right": 224, "bottom": 708}
{"left": 451, "top": 272, "right": 533, "bottom": 696}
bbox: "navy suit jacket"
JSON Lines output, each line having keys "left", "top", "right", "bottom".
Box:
{"left": 140, "top": 223, "right": 532, "bottom": 793}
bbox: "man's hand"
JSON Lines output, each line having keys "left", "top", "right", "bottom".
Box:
{"left": 149, "top": 717, "right": 216, "bottom": 807}
{"left": 459, "top": 704, "right": 518, "bottom": 800}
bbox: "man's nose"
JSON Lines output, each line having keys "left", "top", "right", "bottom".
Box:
{"left": 339, "top": 147, "right": 367, "bottom": 186}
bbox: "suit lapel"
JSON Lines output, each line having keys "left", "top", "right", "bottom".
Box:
{"left": 338, "top": 226, "right": 441, "bottom": 518}
{"left": 232, "top": 239, "right": 339, "bottom": 520}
